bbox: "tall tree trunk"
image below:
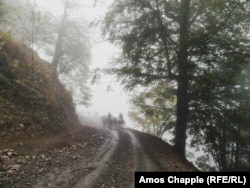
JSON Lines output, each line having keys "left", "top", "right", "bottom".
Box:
{"left": 234, "top": 124, "right": 241, "bottom": 171}
{"left": 174, "top": 0, "right": 190, "bottom": 157}
{"left": 220, "top": 124, "right": 227, "bottom": 170}
{"left": 51, "top": 0, "right": 69, "bottom": 80}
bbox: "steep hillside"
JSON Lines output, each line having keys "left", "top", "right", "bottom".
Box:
{"left": 0, "top": 31, "right": 80, "bottom": 136}
{"left": 0, "top": 32, "right": 198, "bottom": 187}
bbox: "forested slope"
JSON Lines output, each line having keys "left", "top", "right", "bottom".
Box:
{"left": 0, "top": 32, "right": 80, "bottom": 136}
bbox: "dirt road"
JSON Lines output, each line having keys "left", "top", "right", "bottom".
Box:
{"left": 1, "top": 127, "right": 197, "bottom": 188}
{"left": 73, "top": 129, "right": 167, "bottom": 188}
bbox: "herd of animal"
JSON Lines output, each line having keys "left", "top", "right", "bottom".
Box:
{"left": 101, "top": 112, "right": 125, "bottom": 130}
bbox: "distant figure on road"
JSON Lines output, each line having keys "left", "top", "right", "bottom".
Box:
{"left": 107, "top": 112, "right": 112, "bottom": 129}
{"left": 117, "top": 112, "right": 125, "bottom": 129}
{"left": 101, "top": 112, "right": 112, "bottom": 129}
{"left": 102, "top": 112, "right": 125, "bottom": 130}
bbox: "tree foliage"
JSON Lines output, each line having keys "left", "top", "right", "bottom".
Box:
{"left": 189, "top": 63, "right": 250, "bottom": 171}
{"left": 49, "top": 0, "right": 91, "bottom": 106}
{"left": 129, "top": 81, "right": 176, "bottom": 139}
{"left": 0, "top": 0, "right": 5, "bottom": 23}
{"left": 103, "top": 0, "right": 250, "bottom": 168}
{"left": 1, "top": 0, "right": 52, "bottom": 51}
{"left": 1, "top": 0, "right": 92, "bottom": 106}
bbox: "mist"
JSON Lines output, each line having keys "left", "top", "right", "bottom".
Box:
{"left": 26, "top": 0, "right": 134, "bottom": 128}
{"left": 2, "top": 0, "right": 248, "bottom": 172}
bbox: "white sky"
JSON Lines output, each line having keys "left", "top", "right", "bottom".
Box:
{"left": 33, "top": 0, "right": 133, "bottom": 126}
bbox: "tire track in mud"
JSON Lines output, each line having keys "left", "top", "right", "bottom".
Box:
{"left": 73, "top": 130, "right": 119, "bottom": 188}
{"left": 83, "top": 130, "right": 135, "bottom": 188}
{"left": 31, "top": 131, "right": 118, "bottom": 188}
{"left": 82, "top": 129, "right": 166, "bottom": 188}
{"left": 126, "top": 130, "right": 165, "bottom": 172}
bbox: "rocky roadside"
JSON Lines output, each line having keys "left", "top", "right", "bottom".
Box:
{"left": 0, "top": 126, "right": 108, "bottom": 188}
{"left": 0, "top": 126, "right": 198, "bottom": 188}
